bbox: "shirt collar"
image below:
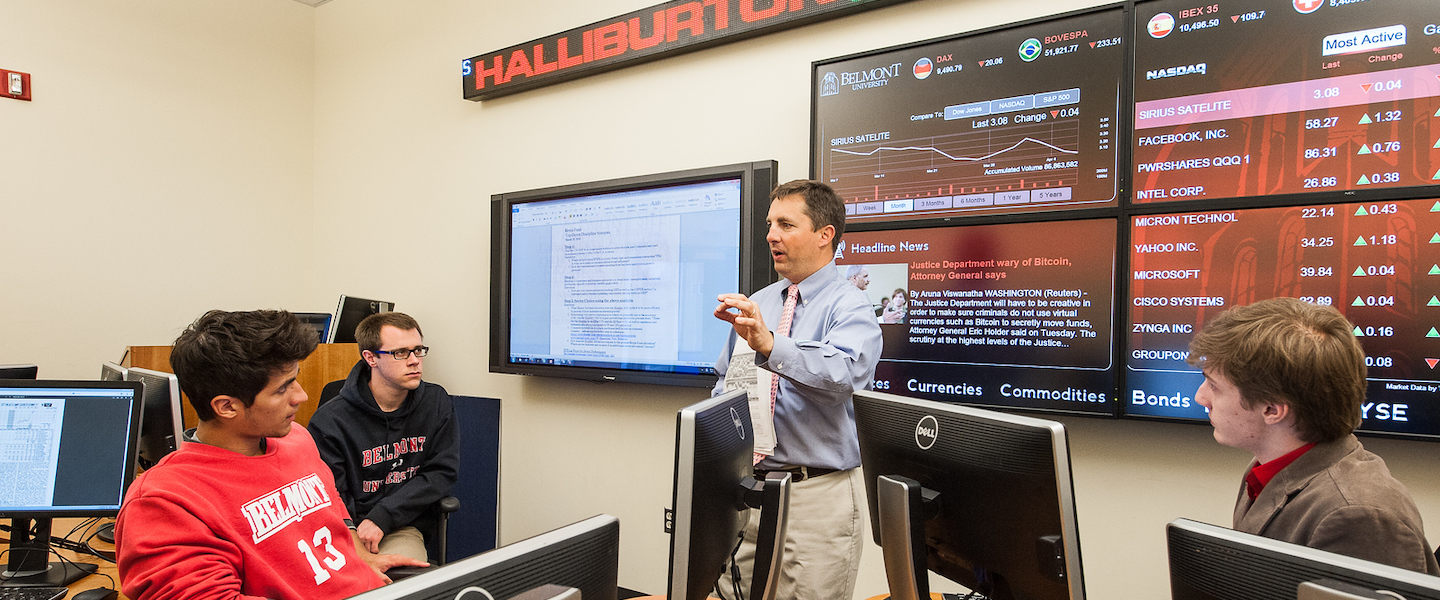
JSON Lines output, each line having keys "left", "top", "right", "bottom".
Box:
{"left": 784, "top": 261, "right": 839, "bottom": 305}
{"left": 1245, "top": 442, "right": 1316, "bottom": 501}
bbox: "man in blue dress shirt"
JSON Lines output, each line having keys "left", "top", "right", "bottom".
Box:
{"left": 712, "top": 179, "right": 883, "bottom": 600}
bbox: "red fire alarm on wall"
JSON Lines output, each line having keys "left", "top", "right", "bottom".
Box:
{"left": 1, "top": 69, "right": 32, "bottom": 101}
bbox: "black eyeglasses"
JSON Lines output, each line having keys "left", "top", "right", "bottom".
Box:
{"left": 374, "top": 346, "right": 429, "bottom": 360}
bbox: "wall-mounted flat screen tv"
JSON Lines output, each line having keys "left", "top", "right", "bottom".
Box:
{"left": 837, "top": 217, "right": 1118, "bottom": 415}
{"left": 1126, "top": 197, "right": 1440, "bottom": 439}
{"left": 812, "top": 4, "right": 1127, "bottom": 224}
{"left": 1131, "top": 0, "right": 1440, "bottom": 205}
{"left": 490, "top": 161, "right": 777, "bottom": 387}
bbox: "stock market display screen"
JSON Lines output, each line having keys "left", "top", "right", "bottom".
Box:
{"left": 1127, "top": 197, "right": 1440, "bottom": 438}
{"left": 837, "top": 218, "right": 1117, "bottom": 415}
{"left": 812, "top": 6, "right": 1125, "bottom": 223}
{"left": 1132, "top": 0, "right": 1440, "bottom": 204}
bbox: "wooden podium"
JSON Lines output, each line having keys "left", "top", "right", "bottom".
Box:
{"left": 124, "top": 343, "right": 359, "bottom": 429}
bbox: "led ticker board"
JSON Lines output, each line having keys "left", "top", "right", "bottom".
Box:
{"left": 1131, "top": 0, "right": 1440, "bottom": 204}
{"left": 812, "top": 5, "right": 1125, "bottom": 223}
{"left": 462, "top": 0, "right": 918, "bottom": 101}
{"left": 836, "top": 218, "right": 1117, "bottom": 415}
{"left": 1127, "top": 198, "right": 1440, "bottom": 438}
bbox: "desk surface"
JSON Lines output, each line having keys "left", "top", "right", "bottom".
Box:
{"left": 57, "top": 518, "right": 122, "bottom": 598}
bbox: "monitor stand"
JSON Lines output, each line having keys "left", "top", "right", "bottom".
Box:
{"left": 740, "top": 472, "right": 792, "bottom": 600}
{"left": 876, "top": 475, "right": 941, "bottom": 600}
{"left": 95, "top": 521, "right": 115, "bottom": 544}
{"left": 1, "top": 518, "right": 97, "bottom": 587}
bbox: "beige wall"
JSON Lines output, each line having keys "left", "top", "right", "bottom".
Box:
{"left": 1, "top": 0, "right": 320, "bottom": 373}
{"left": 4, "top": 1, "right": 1438, "bottom": 598}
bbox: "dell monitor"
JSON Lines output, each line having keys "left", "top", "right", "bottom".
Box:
{"left": 124, "top": 367, "right": 185, "bottom": 470}
{"left": 328, "top": 295, "right": 394, "bottom": 344}
{"left": 666, "top": 389, "right": 790, "bottom": 600}
{"left": 0, "top": 380, "right": 142, "bottom": 587}
{"left": 0, "top": 365, "right": 38, "bottom": 380}
{"left": 854, "top": 389, "right": 1085, "bottom": 600}
{"left": 342, "top": 514, "right": 620, "bottom": 600}
{"left": 1168, "top": 518, "right": 1440, "bottom": 600}
{"left": 99, "top": 362, "right": 126, "bottom": 382}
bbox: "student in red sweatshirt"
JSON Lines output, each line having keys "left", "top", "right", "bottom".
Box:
{"left": 116, "top": 310, "right": 427, "bottom": 600}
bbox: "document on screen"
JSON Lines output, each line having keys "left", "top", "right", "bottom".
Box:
{"left": 550, "top": 216, "right": 683, "bottom": 362}
{"left": 0, "top": 398, "right": 64, "bottom": 507}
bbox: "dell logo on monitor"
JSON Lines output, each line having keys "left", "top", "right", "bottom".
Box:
{"left": 730, "top": 407, "right": 746, "bottom": 440}
{"left": 915, "top": 415, "right": 939, "bottom": 449}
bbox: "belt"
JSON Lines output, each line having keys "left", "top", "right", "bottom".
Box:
{"left": 754, "top": 465, "right": 839, "bottom": 482}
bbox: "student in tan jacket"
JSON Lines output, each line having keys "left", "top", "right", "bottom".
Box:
{"left": 1188, "top": 297, "right": 1439, "bottom": 575}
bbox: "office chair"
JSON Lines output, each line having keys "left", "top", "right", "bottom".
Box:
{"left": 318, "top": 379, "right": 345, "bottom": 408}
{"left": 433, "top": 496, "right": 460, "bottom": 565}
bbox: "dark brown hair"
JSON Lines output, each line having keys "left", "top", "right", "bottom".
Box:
{"left": 170, "top": 310, "right": 318, "bottom": 421}
{"left": 771, "top": 180, "right": 845, "bottom": 252}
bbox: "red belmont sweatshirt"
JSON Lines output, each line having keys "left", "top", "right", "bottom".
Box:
{"left": 117, "top": 423, "right": 384, "bottom": 600}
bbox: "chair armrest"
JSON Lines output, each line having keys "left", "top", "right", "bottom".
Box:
{"left": 437, "top": 496, "right": 461, "bottom": 514}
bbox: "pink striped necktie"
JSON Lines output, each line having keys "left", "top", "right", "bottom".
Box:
{"left": 756, "top": 283, "right": 799, "bottom": 465}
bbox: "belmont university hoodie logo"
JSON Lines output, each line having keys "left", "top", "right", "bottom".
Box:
{"left": 359, "top": 436, "right": 428, "bottom": 493}
{"left": 241, "top": 474, "right": 334, "bottom": 543}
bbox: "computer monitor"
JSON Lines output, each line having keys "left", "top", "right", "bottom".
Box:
{"left": 1168, "top": 518, "right": 1440, "bottom": 600}
{"left": 0, "top": 380, "right": 142, "bottom": 587}
{"left": 342, "top": 514, "right": 620, "bottom": 600}
{"left": 294, "top": 312, "right": 333, "bottom": 345}
{"left": 327, "top": 295, "right": 394, "bottom": 344}
{"left": 99, "top": 362, "right": 126, "bottom": 382}
{"left": 0, "top": 365, "right": 38, "bottom": 380}
{"left": 853, "top": 390, "right": 1085, "bottom": 600}
{"left": 490, "top": 161, "right": 777, "bottom": 388}
{"left": 95, "top": 362, "right": 132, "bottom": 543}
{"left": 124, "top": 367, "right": 185, "bottom": 470}
{"left": 666, "top": 390, "right": 790, "bottom": 600}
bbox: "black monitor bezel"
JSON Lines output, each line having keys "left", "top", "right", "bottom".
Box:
{"left": 329, "top": 295, "right": 394, "bottom": 345}
{"left": 665, "top": 389, "right": 754, "bottom": 600}
{"left": 341, "top": 515, "right": 620, "bottom": 600}
{"left": 0, "top": 379, "right": 144, "bottom": 518}
{"left": 489, "top": 161, "right": 778, "bottom": 388}
{"left": 854, "top": 389, "right": 1086, "bottom": 600}
{"left": 1168, "top": 518, "right": 1440, "bottom": 600}
{"left": 0, "top": 365, "right": 39, "bottom": 380}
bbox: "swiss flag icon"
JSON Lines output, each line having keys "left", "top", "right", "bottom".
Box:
{"left": 1293, "top": 0, "right": 1323, "bottom": 14}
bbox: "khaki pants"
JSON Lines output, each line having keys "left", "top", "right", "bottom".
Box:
{"left": 378, "top": 525, "right": 429, "bottom": 564}
{"left": 716, "top": 468, "right": 865, "bottom": 600}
